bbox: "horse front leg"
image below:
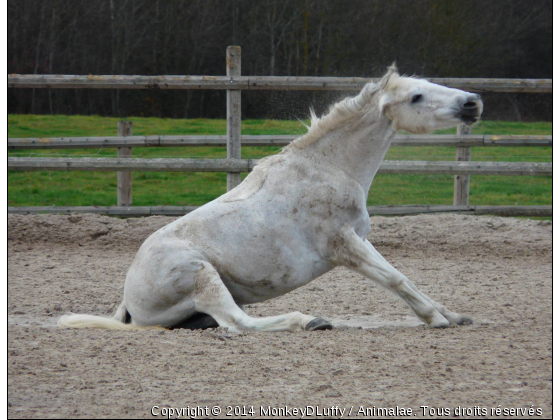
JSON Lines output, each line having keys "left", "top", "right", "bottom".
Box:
{"left": 330, "top": 225, "right": 472, "bottom": 328}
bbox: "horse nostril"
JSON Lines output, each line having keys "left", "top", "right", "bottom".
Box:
{"left": 462, "top": 101, "right": 477, "bottom": 110}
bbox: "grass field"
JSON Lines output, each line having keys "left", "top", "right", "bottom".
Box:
{"left": 8, "top": 114, "right": 552, "bottom": 208}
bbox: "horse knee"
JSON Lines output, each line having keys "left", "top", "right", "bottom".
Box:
{"left": 388, "top": 275, "right": 405, "bottom": 290}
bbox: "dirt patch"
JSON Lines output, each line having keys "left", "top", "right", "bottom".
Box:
{"left": 8, "top": 214, "right": 551, "bottom": 418}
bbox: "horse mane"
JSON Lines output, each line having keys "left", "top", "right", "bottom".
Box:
{"left": 286, "top": 64, "right": 400, "bottom": 151}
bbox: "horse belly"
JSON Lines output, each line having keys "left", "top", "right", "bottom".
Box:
{"left": 208, "top": 244, "right": 333, "bottom": 304}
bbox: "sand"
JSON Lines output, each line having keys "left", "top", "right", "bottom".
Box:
{"left": 8, "top": 213, "right": 552, "bottom": 418}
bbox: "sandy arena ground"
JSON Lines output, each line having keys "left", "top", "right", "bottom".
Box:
{"left": 8, "top": 213, "right": 552, "bottom": 419}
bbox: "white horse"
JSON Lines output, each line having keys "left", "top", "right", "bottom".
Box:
{"left": 59, "top": 66, "right": 483, "bottom": 332}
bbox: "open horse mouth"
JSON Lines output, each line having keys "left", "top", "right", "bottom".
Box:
{"left": 461, "top": 115, "right": 479, "bottom": 125}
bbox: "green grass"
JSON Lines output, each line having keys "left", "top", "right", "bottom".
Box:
{"left": 8, "top": 114, "right": 551, "bottom": 209}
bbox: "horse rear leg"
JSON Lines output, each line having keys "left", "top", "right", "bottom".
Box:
{"left": 331, "top": 225, "right": 471, "bottom": 328}
{"left": 193, "top": 261, "right": 332, "bottom": 332}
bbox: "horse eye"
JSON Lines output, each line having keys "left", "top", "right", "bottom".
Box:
{"left": 411, "top": 94, "right": 423, "bottom": 104}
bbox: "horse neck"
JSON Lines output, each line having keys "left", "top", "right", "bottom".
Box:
{"left": 301, "top": 112, "right": 396, "bottom": 195}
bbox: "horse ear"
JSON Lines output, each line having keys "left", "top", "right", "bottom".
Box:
{"left": 379, "top": 92, "right": 401, "bottom": 130}
{"left": 379, "top": 62, "right": 400, "bottom": 90}
{"left": 378, "top": 92, "right": 393, "bottom": 118}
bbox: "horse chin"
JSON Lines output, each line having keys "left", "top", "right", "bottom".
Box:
{"left": 459, "top": 113, "right": 480, "bottom": 126}
{"left": 461, "top": 116, "right": 479, "bottom": 126}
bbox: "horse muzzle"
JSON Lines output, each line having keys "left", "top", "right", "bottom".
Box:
{"left": 458, "top": 94, "right": 483, "bottom": 125}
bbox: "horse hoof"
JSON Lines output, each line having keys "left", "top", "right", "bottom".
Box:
{"left": 306, "top": 318, "right": 333, "bottom": 331}
{"left": 456, "top": 316, "right": 473, "bottom": 326}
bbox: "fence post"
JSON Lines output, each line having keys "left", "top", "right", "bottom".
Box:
{"left": 453, "top": 124, "right": 472, "bottom": 206}
{"left": 226, "top": 45, "right": 242, "bottom": 191}
{"left": 117, "top": 121, "right": 133, "bottom": 206}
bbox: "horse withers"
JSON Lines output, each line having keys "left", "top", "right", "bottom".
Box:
{"left": 59, "top": 66, "right": 483, "bottom": 332}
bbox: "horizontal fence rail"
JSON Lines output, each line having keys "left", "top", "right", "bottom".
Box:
{"left": 8, "top": 157, "right": 552, "bottom": 176}
{"left": 8, "top": 157, "right": 254, "bottom": 172}
{"left": 7, "top": 205, "right": 552, "bottom": 218}
{"left": 8, "top": 74, "right": 553, "bottom": 93}
{"left": 8, "top": 134, "right": 553, "bottom": 149}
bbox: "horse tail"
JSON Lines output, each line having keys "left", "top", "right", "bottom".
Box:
{"left": 57, "top": 300, "right": 164, "bottom": 330}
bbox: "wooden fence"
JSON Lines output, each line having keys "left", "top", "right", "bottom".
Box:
{"left": 8, "top": 46, "right": 552, "bottom": 217}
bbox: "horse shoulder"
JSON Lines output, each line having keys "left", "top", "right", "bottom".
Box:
{"left": 282, "top": 157, "right": 371, "bottom": 239}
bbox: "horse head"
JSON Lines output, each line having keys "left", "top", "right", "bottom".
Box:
{"left": 377, "top": 65, "right": 483, "bottom": 134}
